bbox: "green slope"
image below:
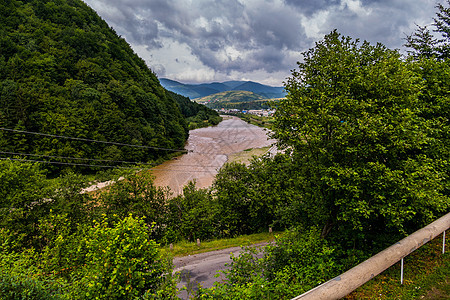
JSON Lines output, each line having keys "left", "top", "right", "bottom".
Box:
{"left": 196, "top": 90, "right": 265, "bottom": 103}
{"left": 0, "top": 0, "right": 190, "bottom": 173}
{"left": 195, "top": 90, "right": 272, "bottom": 110}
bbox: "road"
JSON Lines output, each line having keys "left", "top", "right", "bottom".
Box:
{"left": 173, "top": 242, "right": 268, "bottom": 299}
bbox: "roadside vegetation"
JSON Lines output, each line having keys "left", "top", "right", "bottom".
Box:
{"left": 160, "top": 232, "right": 276, "bottom": 257}
{"left": 1, "top": 0, "right": 449, "bottom": 299}
{"left": 345, "top": 233, "right": 449, "bottom": 299}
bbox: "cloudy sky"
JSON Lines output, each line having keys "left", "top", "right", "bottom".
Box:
{"left": 83, "top": 0, "right": 438, "bottom": 86}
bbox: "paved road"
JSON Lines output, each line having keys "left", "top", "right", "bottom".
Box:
{"left": 173, "top": 242, "right": 268, "bottom": 299}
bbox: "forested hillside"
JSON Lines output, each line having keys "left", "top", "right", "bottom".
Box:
{"left": 0, "top": 0, "right": 192, "bottom": 172}
{"left": 168, "top": 91, "right": 222, "bottom": 129}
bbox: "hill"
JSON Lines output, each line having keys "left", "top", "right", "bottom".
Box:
{"left": 160, "top": 78, "right": 286, "bottom": 99}
{"left": 195, "top": 91, "right": 271, "bottom": 110}
{"left": 167, "top": 91, "right": 222, "bottom": 129}
{"left": 0, "top": 0, "right": 210, "bottom": 172}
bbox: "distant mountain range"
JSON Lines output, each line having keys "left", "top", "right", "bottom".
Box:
{"left": 159, "top": 78, "right": 286, "bottom": 99}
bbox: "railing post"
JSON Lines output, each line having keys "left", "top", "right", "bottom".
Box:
{"left": 444, "top": 230, "right": 446, "bottom": 254}
{"left": 400, "top": 258, "right": 404, "bottom": 285}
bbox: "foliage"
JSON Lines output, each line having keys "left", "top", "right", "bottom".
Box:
{"left": 211, "top": 153, "right": 311, "bottom": 236}
{"left": 0, "top": 0, "right": 189, "bottom": 174}
{"left": 406, "top": 0, "right": 450, "bottom": 59}
{"left": 0, "top": 159, "right": 52, "bottom": 248}
{"left": 0, "top": 250, "right": 66, "bottom": 300}
{"left": 49, "top": 171, "right": 95, "bottom": 226}
{"left": 272, "top": 30, "right": 449, "bottom": 248}
{"left": 66, "top": 216, "right": 176, "bottom": 299}
{"left": 99, "top": 172, "right": 171, "bottom": 240}
{"left": 166, "top": 181, "right": 220, "bottom": 242}
{"left": 404, "top": 25, "right": 439, "bottom": 59}
{"left": 0, "top": 214, "right": 177, "bottom": 299}
{"left": 196, "top": 228, "right": 341, "bottom": 299}
{"left": 168, "top": 91, "right": 222, "bottom": 130}
{"left": 213, "top": 160, "right": 280, "bottom": 236}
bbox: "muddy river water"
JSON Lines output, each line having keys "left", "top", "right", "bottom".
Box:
{"left": 151, "top": 116, "right": 275, "bottom": 195}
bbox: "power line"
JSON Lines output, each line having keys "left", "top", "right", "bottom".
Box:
{"left": 0, "top": 157, "right": 141, "bottom": 169}
{"left": 0, "top": 151, "right": 157, "bottom": 166}
{"left": 0, "top": 157, "right": 221, "bottom": 173}
{"left": 0, "top": 127, "right": 188, "bottom": 153}
{"left": 0, "top": 151, "right": 225, "bottom": 169}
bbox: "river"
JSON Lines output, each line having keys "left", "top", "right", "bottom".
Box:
{"left": 151, "top": 116, "right": 275, "bottom": 195}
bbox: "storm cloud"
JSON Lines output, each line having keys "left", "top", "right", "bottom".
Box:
{"left": 83, "top": 0, "right": 437, "bottom": 85}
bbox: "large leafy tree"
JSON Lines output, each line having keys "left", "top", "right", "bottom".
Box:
{"left": 273, "top": 30, "right": 449, "bottom": 247}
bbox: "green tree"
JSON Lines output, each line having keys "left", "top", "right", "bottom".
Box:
{"left": 406, "top": 0, "right": 450, "bottom": 59}
{"left": 0, "top": 160, "right": 51, "bottom": 247}
{"left": 99, "top": 172, "right": 170, "bottom": 240}
{"left": 273, "top": 30, "right": 449, "bottom": 247}
{"left": 166, "top": 181, "right": 219, "bottom": 242}
{"left": 404, "top": 25, "right": 439, "bottom": 59}
{"left": 434, "top": 0, "right": 450, "bottom": 57}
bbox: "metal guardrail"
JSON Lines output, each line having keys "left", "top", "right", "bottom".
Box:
{"left": 292, "top": 212, "right": 450, "bottom": 300}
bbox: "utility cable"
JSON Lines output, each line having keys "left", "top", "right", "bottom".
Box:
{"left": 0, "top": 157, "right": 220, "bottom": 172}
{"left": 0, "top": 127, "right": 188, "bottom": 153}
{"left": 0, "top": 151, "right": 157, "bottom": 166}
{"left": 0, "top": 157, "right": 141, "bottom": 169}
{"left": 0, "top": 151, "right": 225, "bottom": 169}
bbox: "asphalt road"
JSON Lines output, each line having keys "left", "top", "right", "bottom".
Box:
{"left": 173, "top": 242, "right": 268, "bottom": 299}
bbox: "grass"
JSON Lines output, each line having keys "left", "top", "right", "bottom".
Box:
{"left": 228, "top": 146, "right": 271, "bottom": 165}
{"left": 159, "top": 231, "right": 277, "bottom": 258}
{"left": 345, "top": 232, "right": 449, "bottom": 299}
{"left": 238, "top": 114, "right": 275, "bottom": 129}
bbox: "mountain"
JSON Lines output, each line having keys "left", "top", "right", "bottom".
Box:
{"left": 232, "top": 81, "right": 286, "bottom": 99}
{"left": 0, "top": 0, "right": 207, "bottom": 172}
{"left": 159, "top": 78, "right": 286, "bottom": 99}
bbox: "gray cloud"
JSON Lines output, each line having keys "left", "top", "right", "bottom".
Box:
{"left": 284, "top": 0, "right": 341, "bottom": 14}
{"left": 83, "top": 0, "right": 437, "bottom": 84}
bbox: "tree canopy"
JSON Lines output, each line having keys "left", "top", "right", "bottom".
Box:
{"left": 272, "top": 30, "right": 449, "bottom": 245}
{"left": 0, "top": 0, "right": 195, "bottom": 173}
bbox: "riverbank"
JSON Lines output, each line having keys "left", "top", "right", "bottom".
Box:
{"left": 151, "top": 116, "right": 275, "bottom": 195}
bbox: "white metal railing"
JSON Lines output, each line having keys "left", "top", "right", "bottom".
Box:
{"left": 292, "top": 212, "right": 450, "bottom": 300}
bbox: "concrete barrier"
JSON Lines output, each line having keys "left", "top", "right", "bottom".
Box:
{"left": 292, "top": 212, "right": 450, "bottom": 300}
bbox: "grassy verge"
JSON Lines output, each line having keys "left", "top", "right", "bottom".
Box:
{"left": 345, "top": 232, "right": 449, "bottom": 299}
{"left": 233, "top": 113, "right": 274, "bottom": 129}
{"left": 228, "top": 146, "right": 272, "bottom": 165}
{"left": 160, "top": 231, "right": 278, "bottom": 258}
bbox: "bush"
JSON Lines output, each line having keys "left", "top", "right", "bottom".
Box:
{"left": 166, "top": 181, "right": 220, "bottom": 243}
{"left": 197, "top": 227, "right": 341, "bottom": 299}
